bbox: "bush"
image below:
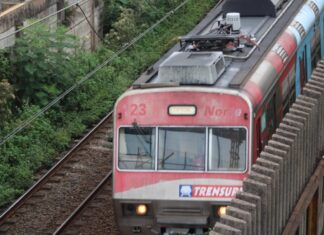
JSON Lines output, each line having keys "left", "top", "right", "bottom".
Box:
{"left": 0, "top": 0, "right": 216, "bottom": 207}
{"left": 0, "top": 105, "right": 69, "bottom": 205}
{"left": 9, "top": 23, "right": 78, "bottom": 106}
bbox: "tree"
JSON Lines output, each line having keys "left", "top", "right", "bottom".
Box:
{"left": 9, "top": 23, "right": 79, "bottom": 106}
{"left": 105, "top": 7, "right": 137, "bottom": 49}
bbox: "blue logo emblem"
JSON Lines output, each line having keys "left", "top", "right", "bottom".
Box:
{"left": 179, "top": 185, "right": 192, "bottom": 197}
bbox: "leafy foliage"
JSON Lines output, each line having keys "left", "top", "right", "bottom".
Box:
{"left": 0, "top": 0, "right": 216, "bottom": 207}
{"left": 0, "top": 80, "right": 15, "bottom": 126}
{"left": 9, "top": 23, "right": 78, "bottom": 106}
{"left": 103, "top": 0, "right": 184, "bottom": 49}
{"left": 0, "top": 105, "right": 69, "bottom": 205}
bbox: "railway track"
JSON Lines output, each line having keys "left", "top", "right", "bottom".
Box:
{"left": 53, "top": 172, "right": 118, "bottom": 235}
{"left": 0, "top": 112, "right": 118, "bottom": 234}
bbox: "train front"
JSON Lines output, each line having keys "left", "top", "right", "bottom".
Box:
{"left": 113, "top": 52, "right": 252, "bottom": 235}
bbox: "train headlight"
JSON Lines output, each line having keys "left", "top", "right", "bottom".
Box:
{"left": 217, "top": 206, "right": 227, "bottom": 217}
{"left": 136, "top": 204, "right": 147, "bottom": 216}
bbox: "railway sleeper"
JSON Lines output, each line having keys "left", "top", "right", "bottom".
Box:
{"left": 40, "top": 184, "right": 55, "bottom": 191}
{"left": 78, "top": 147, "right": 90, "bottom": 153}
{"left": 92, "top": 134, "right": 107, "bottom": 139}
{"left": 30, "top": 191, "right": 46, "bottom": 198}
{"left": 88, "top": 203, "right": 103, "bottom": 209}
{"left": 68, "top": 219, "right": 84, "bottom": 226}
{"left": 61, "top": 165, "right": 73, "bottom": 170}
{"left": 88, "top": 146, "right": 111, "bottom": 153}
{"left": 63, "top": 231, "right": 79, "bottom": 235}
{"left": 47, "top": 177, "right": 62, "bottom": 184}
{"left": 89, "top": 139, "right": 111, "bottom": 146}
{"left": 79, "top": 211, "right": 92, "bottom": 218}
{"left": 54, "top": 171, "right": 66, "bottom": 177}
{"left": 95, "top": 194, "right": 108, "bottom": 200}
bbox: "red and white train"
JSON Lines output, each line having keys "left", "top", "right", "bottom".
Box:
{"left": 113, "top": 0, "right": 324, "bottom": 234}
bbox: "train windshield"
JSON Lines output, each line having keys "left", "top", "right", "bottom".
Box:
{"left": 118, "top": 127, "right": 155, "bottom": 170}
{"left": 158, "top": 127, "right": 205, "bottom": 171}
{"left": 118, "top": 127, "right": 247, "bottom": 171}
{"left": 208, "top": 128, "right": 247, "bottom": 171}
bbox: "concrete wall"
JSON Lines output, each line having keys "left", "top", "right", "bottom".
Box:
{"left": 0, "top": 0, "right": 103, "bottom": 50}
{"left": 65, "top": 0, "right": 103, "bottom": 50}
{"left": 0, "top": 0, "right": 24, "bottom": 12}
{"left": 211, "top": 59, "right": 324, "bottom": 235}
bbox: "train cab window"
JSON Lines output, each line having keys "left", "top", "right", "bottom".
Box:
{"left": 158, "top": 127, "right": 205, "bottom": 171}
{"left": 118, "top": 127, "right": 155, "bottom": 170}
{"left": 208, "top": 128, "right": 247, "bottom": 171}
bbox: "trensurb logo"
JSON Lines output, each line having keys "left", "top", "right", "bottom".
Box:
{"left": 192, "top": 185, "right": 242, "bottom": 198}
{"left": 179, "top": 185, "right": 192, "bottom": 197}
{"left": 179, "top": 185, "right": 242, "bottom": 198}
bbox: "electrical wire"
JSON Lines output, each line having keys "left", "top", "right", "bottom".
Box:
{"left": 0, "top": 0, "right": 191, "bottom": 146}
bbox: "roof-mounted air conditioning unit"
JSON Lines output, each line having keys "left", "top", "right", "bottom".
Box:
{"left": 158, "top": 52, "right": 226, "bottom": 85}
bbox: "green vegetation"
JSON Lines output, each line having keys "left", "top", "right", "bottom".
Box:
{"left": 0, "top": 0, "right": 215, "bottom": 206}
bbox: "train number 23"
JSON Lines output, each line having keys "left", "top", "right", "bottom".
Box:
{"left": 130, "top": 104, "right": 146, "bottom": 115}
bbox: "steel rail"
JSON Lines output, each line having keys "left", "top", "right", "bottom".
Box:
{"left": 0, "top": 111, "right": 113, "bottom": 225}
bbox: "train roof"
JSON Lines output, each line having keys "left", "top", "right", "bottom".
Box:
{"left": 133, "top": 0, "right": 306, "bottom": 91}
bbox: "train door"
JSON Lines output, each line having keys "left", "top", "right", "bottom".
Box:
{"left": 296, "top": 31, "right": 313, "bottom": 96}
{"left": 256, "top": 92, "right": 277, "bottom": 157}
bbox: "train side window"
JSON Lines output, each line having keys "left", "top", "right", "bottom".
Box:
{"left": 267, "top": 94, "right": 276, "bottom": 134}
{"left": 283, "top": 83, "right": 296, "bottom": 114}
{"left": 311, "top": 21, "right": 321, "bottom": 69}
{"left": 261, "top": 112, "right": 267, "bottom": 132}
{"left": 282, "top": 77, "right": 289, "bottom": 100}
{"left": 282, "top": 63, "right": 296, "bottom": 114}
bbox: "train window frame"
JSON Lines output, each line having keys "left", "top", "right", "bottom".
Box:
{"left": 118, "top": 126, "right": 156, "bottom": 171}
{"left": 117, "top": 125, "right": 248, "bottom": 174}
{"left": 207, "top": 126, "right": 248, "bottom": 172}
{"left": 282, "top": 64, "right": 296, "bottom": 114}
{"left": 157, "top": 127, "right": 206, "bottom": 171}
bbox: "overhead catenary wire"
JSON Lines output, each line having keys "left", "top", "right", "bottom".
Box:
{"left": 0, "top": 0, "right": 191, "bottom": 146}
{"left": 0, "top": 0, "right": 90, "bottom": 42}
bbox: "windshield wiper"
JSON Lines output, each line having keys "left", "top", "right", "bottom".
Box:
{"left": 132, "top": 121, "right": 153, "bottom": 158}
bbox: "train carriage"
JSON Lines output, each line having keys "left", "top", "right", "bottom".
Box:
{"left": 113, "top": 0, "right": 324, "bottom": 234}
